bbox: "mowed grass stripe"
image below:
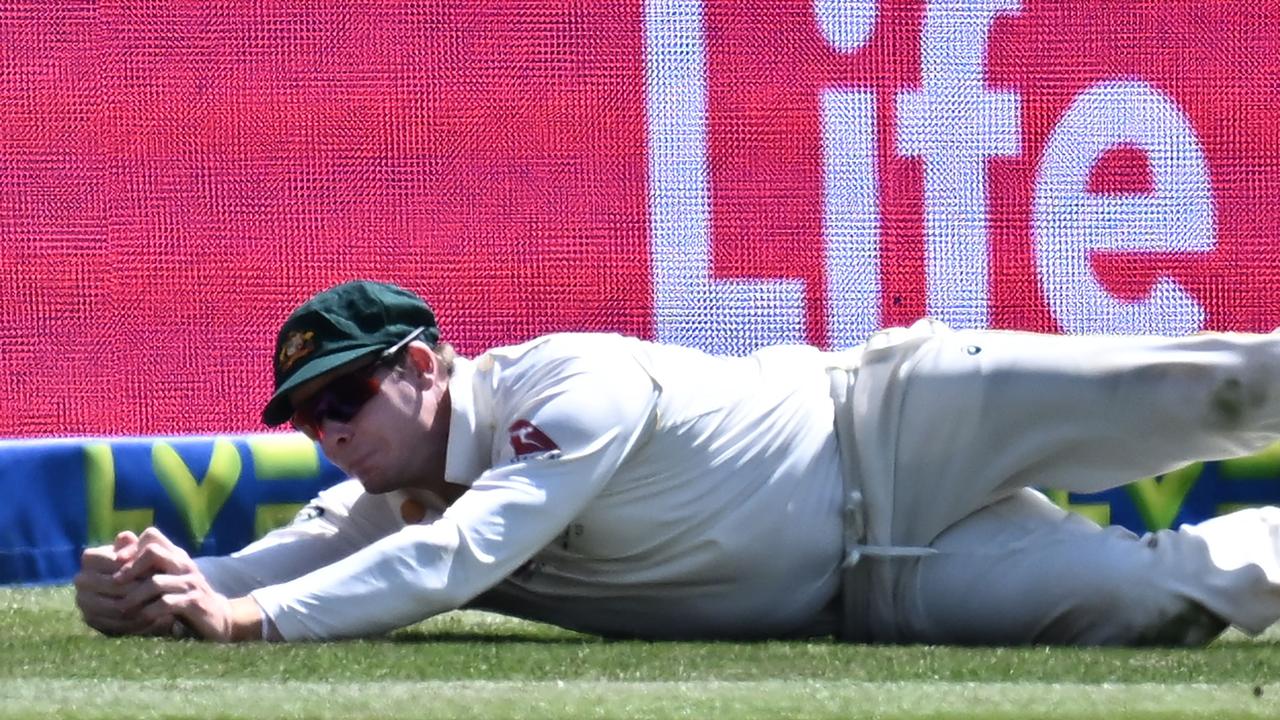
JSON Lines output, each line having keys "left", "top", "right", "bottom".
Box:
{"left": 0, "top": 679, "right": 1275, "bottom": 720}
{"left": 6, "top": 587, "right": 1280, "bottom": 718}
{"left": 6, "top": 588, "right": 1280, "bottom": 685}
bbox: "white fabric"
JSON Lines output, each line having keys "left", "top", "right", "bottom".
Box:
{"left": 835, "top": 321, "right": 1280, "bottom": 644}
{"left": 245, "top": 334, "right": 845, "bottom": 640}
{"left": 197, "top": 480, "right": 399, "bottom": 596}
{"left": 216, "top": 324, "right": 1280, "bottom": 644}
{"left": 905, "top": 489, "right": 1234, "bottom": 645}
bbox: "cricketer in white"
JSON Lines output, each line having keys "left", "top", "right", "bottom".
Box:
{"left": 73, "top": 281, "right": 1280, "bottom": 645}
{"left": 204, "top": 334, "right": 846, "bottom": 641}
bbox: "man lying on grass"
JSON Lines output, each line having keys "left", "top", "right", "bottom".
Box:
{"left": 75, "top": 280, "right": 1280, "bottom": 645}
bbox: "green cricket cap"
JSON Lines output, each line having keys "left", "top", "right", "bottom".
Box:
{"left": 262, "top": 280, "right": 440, "bottom": 426}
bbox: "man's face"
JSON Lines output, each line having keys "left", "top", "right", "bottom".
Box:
{"left": 288, "top": 345, "right": 450, "bottom": 495}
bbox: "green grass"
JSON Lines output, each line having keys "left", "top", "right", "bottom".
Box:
{"left": 1, "top": 586, "right": 1277, "bottom": 719}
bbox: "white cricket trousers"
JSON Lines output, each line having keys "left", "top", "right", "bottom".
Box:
{"left": 831, "top": 320, "right": 1280, "bottom": 646}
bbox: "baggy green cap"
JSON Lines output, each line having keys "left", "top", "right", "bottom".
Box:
{"left": 262, "top": 280, "right": 440, "bottom": 426}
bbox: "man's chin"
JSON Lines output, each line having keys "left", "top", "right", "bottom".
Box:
{"left": 357, "top": 475, "right": 395, "bottom": 495}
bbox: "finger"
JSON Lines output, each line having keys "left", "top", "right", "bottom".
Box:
{"left": 76, "top": 589, "right": 127, "bottom": 620}
{"left": 85, "top": 598, "right": 171, "bottom": 638}
{"left": 76, "top": 580, "right": 155, "bottom": 624}
{"left": 74, "top": 571, "right": 139, "bottom": 601}
{"left": 139, "top": 594, "right": 199, "bottom": 634}
{"left": 131, "top": 529, "right": 190, "bottom": 571}
{"left": 79, "top": 545, "right": 123, "bottom": 574}
{"left": 115, "top": 531, "right": 140, "bottom": 563}
{"left": 115, "top": 543, "right": 190, "bottom": 583}
{"left": 136, "top": 527, "right": 177, "bottom": 552}
{"left": 83, "top": 613, "right": 134, "bottom": 637}
{"left": 119, "top": 574, "right": 189, "bottom": 615}
{"left": 115, "top": 543, "right": 139, "bottom": 565}
{"left": 142, "top": 592, "right": 224, "bottom": 642}
{"left": 78, "top": 601, "right": 155, "bottom": 637}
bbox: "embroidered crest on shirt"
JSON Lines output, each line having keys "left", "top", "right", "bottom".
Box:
{"left": 508, "top": 420, "right": 560, "bottom": 461}
{"left": 289, "top": 502, "right": 325, "bottom": 526}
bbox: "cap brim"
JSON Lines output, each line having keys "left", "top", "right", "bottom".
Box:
{"left": 261, "top": 346, "right": 385, "bottom": 426}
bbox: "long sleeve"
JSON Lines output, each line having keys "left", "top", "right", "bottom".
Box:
{"left": 249, "top": 348, "right": 658, "bottom": 640}
{"left": 196, "top": 479, "right": 400, "bottom": 597}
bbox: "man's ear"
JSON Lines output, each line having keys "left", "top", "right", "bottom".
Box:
{"left": 404, "top": 343, "right": 438, "bottom": 382}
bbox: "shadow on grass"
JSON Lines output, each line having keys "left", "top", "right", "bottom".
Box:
{"left": 382, "top": 630, "right": 811, "bottom": 646}
{"left": 385, "top": 630, "right": 605, "bottom": 645}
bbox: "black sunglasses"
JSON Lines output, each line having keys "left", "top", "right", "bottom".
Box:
{"left": 290, "top": 327, "right": 426, "bottom": 439}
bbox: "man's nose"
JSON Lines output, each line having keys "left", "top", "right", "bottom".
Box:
{"left": 320, "top": 418, "right": 355, "bottom": 454}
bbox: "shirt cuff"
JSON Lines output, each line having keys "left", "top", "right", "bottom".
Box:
{"left": 248, "top": 586, "right": 303, "bottom": 642}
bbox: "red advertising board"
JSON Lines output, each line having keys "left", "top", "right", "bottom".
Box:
{"left": 2, "top": 1, "right": 1278, "bottom": 436}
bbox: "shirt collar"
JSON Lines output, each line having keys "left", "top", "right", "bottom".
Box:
{"left": 443, "top": 355, "right": 490, "bottom": 486}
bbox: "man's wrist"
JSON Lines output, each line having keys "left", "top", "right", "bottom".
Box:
{"left": 227, "top": 596, "right": 270, "bottom": 642}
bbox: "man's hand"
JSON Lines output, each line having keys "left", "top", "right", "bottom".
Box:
{"left": 114, "top": 527, "right": 265, "bottom": 643}
{"left": 73, "top": 531, "right": 171, "bottom": 636}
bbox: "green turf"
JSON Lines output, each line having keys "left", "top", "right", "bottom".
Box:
{"left": 2, "top": 586, "right": 1277, "bottom": 718}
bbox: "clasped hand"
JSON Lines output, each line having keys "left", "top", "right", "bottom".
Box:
{"left": 73, "top": 527, "right": 240, "bottom": 642}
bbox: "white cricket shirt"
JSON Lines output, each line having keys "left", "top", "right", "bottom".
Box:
{"left": 199, "top": 333, "right": 845, "bottom": 640}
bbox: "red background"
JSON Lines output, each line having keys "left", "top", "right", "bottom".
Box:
{"left": 1, "top": 1, "right": 1278, "bottom": 436}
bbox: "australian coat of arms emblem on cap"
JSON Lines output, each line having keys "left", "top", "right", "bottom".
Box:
{"left": 278, "top": 330, "right": 315, "bottom": 371}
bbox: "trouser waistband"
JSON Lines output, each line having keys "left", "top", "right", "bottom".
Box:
{"left": 827, "top": 363, "right": 935, "bottom": 642}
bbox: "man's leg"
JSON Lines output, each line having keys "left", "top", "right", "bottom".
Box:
{"left": 881, "top": 327, "right": 1280, "bottom": 546}
{"left": 898, "top": 489, "right": 1280, "bottom": 645}
{"left": 842, "top": 324, "right": 1280, "bottom": 641}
